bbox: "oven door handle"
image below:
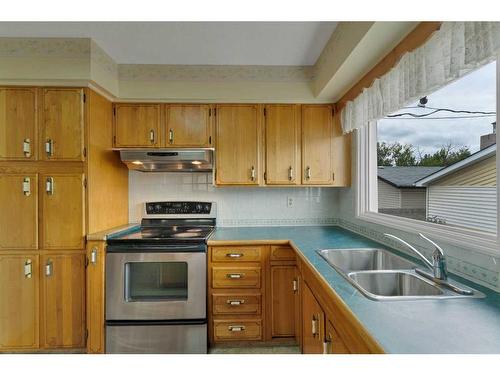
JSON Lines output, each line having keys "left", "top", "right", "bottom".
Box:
{"left": 106, "top": 244, "right": 206, "bottom": 253}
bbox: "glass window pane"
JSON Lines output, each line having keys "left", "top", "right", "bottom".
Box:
{"left": 376, "top": 61, "right": 497, "bottom": 234}
{"left": 125, "top": 262, "right": 188, "bottom": 301}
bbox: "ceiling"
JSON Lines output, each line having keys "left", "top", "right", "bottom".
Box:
{"left": 0, "top": 22, "right": 337, "bottom": 66}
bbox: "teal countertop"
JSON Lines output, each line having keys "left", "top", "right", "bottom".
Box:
{"left": 209, "top": 226, "right": 500, "bottom": 354}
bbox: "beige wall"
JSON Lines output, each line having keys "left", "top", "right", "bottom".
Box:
{"left": 433, "top": 156, "right": 496, "bottom": 187}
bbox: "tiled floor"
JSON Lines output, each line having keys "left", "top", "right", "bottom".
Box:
{"left": 209, "top": 345, "right": 301, "bottom": 354}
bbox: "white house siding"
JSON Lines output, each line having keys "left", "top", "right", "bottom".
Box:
{"left": 427, "top": 186, "right": 497, "bottom": 233}
{"left": 401, "top": 189, "right": 426, "bottom": 209}
{"left": 378, "top": 180, "right": 401, "bottom": 209}
{"left": 434, "top": 156, "right": 496, "bottom": 187}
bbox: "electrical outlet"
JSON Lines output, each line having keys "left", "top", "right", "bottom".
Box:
{"left": 287, "top": 196, "right": 294, "bottom": 208}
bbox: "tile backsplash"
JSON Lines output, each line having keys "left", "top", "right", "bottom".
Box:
{"left": 129, "top": 171, "right": 338, "bottom": 226}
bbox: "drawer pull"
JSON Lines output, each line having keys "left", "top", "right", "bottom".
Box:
{"left": 227, "top": 299, "right": 245, "bottom": 306}
{"left": 226, "top": 253, "right": 243, "bottom": 258}
{"left": 226, "top": 273, "right": 244, "bottom": 279}
{"left": 228, "top": 325, "right": 245, "bottom": 332}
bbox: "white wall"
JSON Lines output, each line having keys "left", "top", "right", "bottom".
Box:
{"left": 129, "top": 171, "right": 338, "bottom": 227}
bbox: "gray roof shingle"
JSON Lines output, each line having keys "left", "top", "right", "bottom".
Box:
{"left": 378, "top": 166, "right": 443, "bottom": 188}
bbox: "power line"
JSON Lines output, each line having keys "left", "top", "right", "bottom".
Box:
{"left": 387, "top": 106, "right": 496, "bottom": 118}
{"left": 383, "top": 114, "right": 496, "bottom": 120}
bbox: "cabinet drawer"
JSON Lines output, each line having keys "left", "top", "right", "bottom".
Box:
{"left": 213, "top": 319, "right": 262, "bottom": 341}
{"left": 270, "top": 246, "right": 296, "bottom": 261}
{"left": 211, "top": 246, "right": 263, "bottom": 262}
{"left": 212, "top": 267, "right": 261, "bottom": 288}
{"left": 212, "top": 293, "right": 261, "bottom": 315}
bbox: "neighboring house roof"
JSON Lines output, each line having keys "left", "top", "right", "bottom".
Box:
{"left": 416, "top": 143, "right": 497, "bottom": 186}
{"left": 377, "top": 166, "right": 443, "bottom": 188}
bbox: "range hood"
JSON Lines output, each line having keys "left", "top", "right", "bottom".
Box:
{"left": 117, "top": 149, "right": 214, "bottom": 172}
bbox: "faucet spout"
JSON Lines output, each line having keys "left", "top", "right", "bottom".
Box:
{"left": 383, "top": 233, "right": 433, "bottom": 270}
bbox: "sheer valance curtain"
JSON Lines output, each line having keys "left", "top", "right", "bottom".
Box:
{"left": 340, "top": 22, "right": 500, "bottom": 134}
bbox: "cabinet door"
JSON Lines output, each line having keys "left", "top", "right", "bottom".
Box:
{"left": 215, "top": 104, "right": 260, "bottom": 185}
{"left": 301, "top": 282, "right": 324, "bottom": 354}
{"left": 41, "top": 174, "right": 85, "bottom": 250}
{"left": 41, "top": 252, "right": 85, "bottom": 348}
{"left": 41, "top": 88, "right": 84, "bottom": 161}
{"left": 0, "top": 174, "right": 38, "bottom": 250}
{"left": 325, "top": 318, "right": 350, "bottom": 354}
{"left": 166, "top": 104, "right": 211, "bottom": 147}
{"left": 0, "top": 253, "right": 39, "bottom": 350}
{"left": 271, "top": 265, "right": 296, "bottom": 337}
{"left": 0, "top": 87, "right": 37, "bottom": 160}
{"left": 86, "top": 242, "right": 105, "bottom": 354}
{"left": 264, "top": 105, "right": 300, "bottom": 185}
{"left": 114, "top": 104, "right": 160, "bottom": 147}
{"left": 301, "top": 105, "right": 333, "bottom": 185}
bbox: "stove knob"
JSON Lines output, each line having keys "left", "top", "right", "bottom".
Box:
{"left": 196, "top": 203, "right": 202, "bottom": 212}
{"left": 155, "top": 204, "right": 162, "bottom": 213}
{"left": 205, "top": 204, "right": 211, "bottom": 213}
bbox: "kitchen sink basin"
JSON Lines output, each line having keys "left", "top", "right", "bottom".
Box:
{"left": 348, "top": 271, "right": 443, "bottom": 300}
{"left": 316, "top": 248, "right": 485, "bottom": 301}
{"left": 317, "top": 248, "right": 417, "bottom": 272}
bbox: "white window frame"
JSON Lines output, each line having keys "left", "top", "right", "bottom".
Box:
{"left": 354, "top": 59, "right": 500, "bottom": 257}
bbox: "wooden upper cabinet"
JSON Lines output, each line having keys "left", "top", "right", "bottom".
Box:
{"left": 301, "top": 281, "right": 325, "bottom": 354}
{"left": 41, "top": 88, "right": 85, "bottom": 161}
{"left": 113, "top": 103, "right": 160, "bottom": 147}
{"left": 41, "top": 252, "right": 85, "bottom": 348}
{"left": 165, "top": 104, "right": 212, "bottom": 147}
{"left": 264, "top": 105, "right": 300, "bottom": 185}
{"left": 301, "top": 105, "right": 334, "bottom": 185}
{"left": 215, "top": 104, "right": 261, "bottom": 185}
{"left": 0, "top": 87, "right": 37, "bottom": 160}
{"left": 41, "top": 173, "right": 85, "bottom": 250}
{"left": 0, "top": 253, "right": 39, "bottom": 350}
{"left": 0, "top": 174, "right": 38, "bottom": 250}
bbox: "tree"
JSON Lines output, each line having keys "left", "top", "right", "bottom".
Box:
{"left": 418, "top": 143, "right": 471, "bottom": 167}
{"left": 377, "top": 141, "right": 471, "bottom": 167}
{"left": 377, "top": 142, "right": 417, "bottom": 166}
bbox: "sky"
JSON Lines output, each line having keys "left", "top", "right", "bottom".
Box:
{"left": 377, "top": 61, "right": 497, "bottom": 157}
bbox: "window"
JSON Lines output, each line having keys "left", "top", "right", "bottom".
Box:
{"left": 356, "top": 60, "right": 499, "bottom": 253}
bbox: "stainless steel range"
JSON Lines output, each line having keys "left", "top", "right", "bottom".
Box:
{"left": 105, "top": 201, "right": 216, "bottom": 354}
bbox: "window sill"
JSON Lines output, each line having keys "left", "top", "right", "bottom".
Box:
{"left": 356, "top": 211, "right": 500, "bottom": 257}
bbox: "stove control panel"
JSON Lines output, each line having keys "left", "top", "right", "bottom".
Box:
{"left": 146, "top": 201, "right": 213, "bottom": 215}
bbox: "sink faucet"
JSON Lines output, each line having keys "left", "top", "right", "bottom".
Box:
{"left": 384, "top": 233, "right": 448, "bottom": 281}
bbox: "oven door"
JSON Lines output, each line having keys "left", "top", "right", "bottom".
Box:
{"left": 106, "top": 246, "right": 206, "bottom": 321}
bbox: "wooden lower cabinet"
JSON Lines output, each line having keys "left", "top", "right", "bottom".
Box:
{"left": 301, "top": 281, "right": 325, "bottom": 354}
{"left": 0, "top": 252, "right": 39, "bottom": 351}
{"left": 213, "top": 319, "right": 262, "bottom": 341}
{"left": 86, "top": 241, "right": 105, "bottom": 353}
{"left": 40, "top": 251, "right": 85, "bottom": 349}
{"left": 325, "top": 317, "right": 350, "bottom": 354}
{"left": 270, "top": 265, "right": 297, "bottom": 338}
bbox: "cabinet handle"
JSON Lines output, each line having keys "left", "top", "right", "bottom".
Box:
{"left": 45, "top": 139, "right": 53, "bottom": 157}
{"left": 250, "top": 166, "right": 256, "bottom": 181}
{"left": 23, "top": 138, "right": 31, "bottom": 158}
{"left": 226, "top": 273, "right": 244, "bottom": 279}
{"left": 332, "top": 172, "right": 335, "bottom": 181}
{"left": 288, "top": 166, "right": 294, "bottom": 181}
{"left": 306, "top": 166, "right": 311, "bottom": 180}
{"left": 226, "top": 299, "right": 245, "bottom": 306}
{"left": 323, "top": 332, "right": 333, "bottom": 354}
{"left": 45, "top": 260, "right": 53, "bottom": 277}
{"left": 228, "top": 325, "right": 245, "bottom": 332}
{"left": 292, "top": 279, "right": 298, "bottom": 293}
{"left": 22, "top": 177, "right": 31, "bottom": 196}
{"left": 46, "top": 177, "right": 54, "bottom": 195}
{"left": 312, "top": 315, "right": 318, "bottom": 337}
{"left": 24, "top": 259, "right": 32, "bottom": 279}
{"left": 169, "top": 129, "right": 174, "bottom": 144}
{"left": 226, "top": 253, "right": 243, "bottom": 258}
{"left": 150, "top": 130, "right": 156, "bottom": 144}
{"left": 90, "top": 247, "right": 98, "bottom": 265}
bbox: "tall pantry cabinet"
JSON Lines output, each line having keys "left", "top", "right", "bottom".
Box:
{"left": 0, "top": 87, "right": 128, "bottom": 352}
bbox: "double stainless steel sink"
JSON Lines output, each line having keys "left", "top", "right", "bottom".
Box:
{"left": 317, "top": 248, "right": 485, "bottom": 301}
